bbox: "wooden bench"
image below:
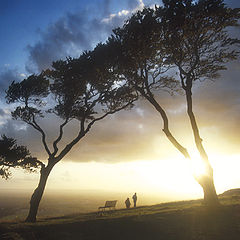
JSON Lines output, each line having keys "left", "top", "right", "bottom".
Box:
{"left": 98, "top": 200, "right": 117, "bottom": 214}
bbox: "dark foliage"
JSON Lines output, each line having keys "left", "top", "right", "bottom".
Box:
{"left": 0, "top": 135, "right": 40, "bottom": 179}
{"left": 158, "top": 0, "right": 240, "bottom": 84}
{"left": 6, "top": 74, "right": 49, "bottom": 106}
{"left": 5, "top": 43, "right": 137, "bottom": 222}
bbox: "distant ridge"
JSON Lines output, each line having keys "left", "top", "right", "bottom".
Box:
{"left": 219, "top": 188, "right": 240, "bottom": 196}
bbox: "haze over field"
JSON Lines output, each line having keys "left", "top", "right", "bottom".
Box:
{"left": 0, "top": 0, "right": 240, "bottom": 215}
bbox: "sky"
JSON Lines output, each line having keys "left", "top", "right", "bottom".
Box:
{"left": 0, "top": 0, "right": 240, "bottom": 205}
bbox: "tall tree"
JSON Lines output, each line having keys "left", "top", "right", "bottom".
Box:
{"left": 110, "top": 0, "right": 239, "bottom": 206}
{"left": 6, "top": 48, "right": 137, "bottom": 222}
{"left": 157, "top": 0, "right": 240, "bottom": 205}
{"left": 0, "top": 135, "right": 41, "bottom": 179}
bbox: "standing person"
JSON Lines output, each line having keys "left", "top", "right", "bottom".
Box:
{"left": 125, "top": 197, "right": 131, "bottom": 209}
{"left": 132, "top": 193, "right": 137, "bottom": 208}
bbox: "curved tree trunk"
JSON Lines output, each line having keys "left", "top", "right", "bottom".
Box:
{"left": 139, "top": 84, "right": 219, "bottom": 206}
{"left": 137, "top": 87, "right": 190, "bottom": 159}
{"left": 197, "top": 173, "right": 219, "bottom": 207}
{"left": 185, "top": 86, "right": 219, "bottom": 207}
{"left": 25, "top": 163, "right": 54, "bottom": 222}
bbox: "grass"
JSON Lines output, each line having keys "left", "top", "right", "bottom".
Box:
{"left": 1, "top": 195, "right": 240, "bottom": 240}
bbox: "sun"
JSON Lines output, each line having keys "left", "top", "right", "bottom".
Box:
{"left": 131, "top": 157, "right": 203, "bottom": 198}
{"left": 129, "top": 153, "right": 240, "bottom": 199}
{"left": 189, "top": 153, "right": 209, "bottom": 179}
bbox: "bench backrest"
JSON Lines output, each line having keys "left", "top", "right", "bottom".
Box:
{"left": 105, "top": 200, "right": 117, "bottom": 208}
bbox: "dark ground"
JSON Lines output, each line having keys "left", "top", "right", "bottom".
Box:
{"left": 0, "top": 195, "right": 240, "bottom": 240}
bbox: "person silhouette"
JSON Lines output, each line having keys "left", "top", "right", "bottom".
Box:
{"left": 132, "top": 193, "right": 137, "bottom": 207}
{"left": 125, "top": 197, "right": 131, "bottom": 209}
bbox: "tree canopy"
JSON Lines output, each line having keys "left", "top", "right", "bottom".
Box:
{"left": 158, "top": 0, "right": 240, "bottom": 84}
{"left": 0, "top": 135, "right": 40, "bottom": 179}
{"left": 5, "top": 43, "right": 137, "bottom": 222}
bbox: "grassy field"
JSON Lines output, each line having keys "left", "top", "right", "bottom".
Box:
{"left": 0, "top": 190, "right": 170, "bottom": 221}
{"left": 0, "top": 194, "right": 240, "bottom": 240}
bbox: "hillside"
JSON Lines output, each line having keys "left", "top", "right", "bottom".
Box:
{"left": 220, "top": 188, "right": 240, "bottom": 197}
{"left": 1, "top": 193, "right": 240, "bottom": 240}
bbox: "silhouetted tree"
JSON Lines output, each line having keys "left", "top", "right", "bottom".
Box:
{"left": 109, "top": 8, "right": 186, "bottom": 156}
{"left": 0, "top": 135, "right": 41, "bottom": 179}
{"left": 110, "top": 0, "right": 239, "bottom": 206}
{"left": 6, "top": 49, "right": 137, "bottom": 222}
{"left": 157, "top": 0, "right": 240, "bottom": 206}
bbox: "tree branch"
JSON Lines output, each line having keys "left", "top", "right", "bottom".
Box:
{"left": 85, "top": 100, "right": 136, "bottom": 133}
{"left": 54, "top": 99, "right": 136, "bottom": 163}
{"left": 52, "top": 118, "right": 70, "bottom": 157}
{"left": 30, "top": 113, "right": 51, "bottom": 156}
{"left": 135, "top": 83, "right": 190, "bottom": 159}
{"left": 54, "top": 126, "right": 85, "bottom": 164}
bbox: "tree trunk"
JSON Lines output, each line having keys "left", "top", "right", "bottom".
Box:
{"left": 140, "top": 90, "right": 190, "bottom": 159}
{"left": 25, "top": 163, "right": 54, "bottom": 222}
{"left": 185, "top": 85, "right": 219, "bottom": 207}
{"left": 200, "top": 176, "right": 219, "bottom": 206}
{"left": 137, "top": 84, "right": 219, "bottom": 206}
{"left": 196, "top": 165, "right": 219, "bottom": 207}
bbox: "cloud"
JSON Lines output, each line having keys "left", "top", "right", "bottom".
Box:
{"left": 0, "top": 108, "right": 10, "bottom": 128}
{"left": 0, "top": 68, "right": 21, "bottom": 95}
{"left": 225, "top": 0, "right": 240, "bottom": 8}
{"left": 1, "top": 0, "right": 161, "bottom": 163}
{"left": 2, "top": 59, "right": 240, "bottom": 164}
{"left": 1, "top": 62, "right": 240, "bottom": 164}
{"left": 26, "top": 0, "right": 149, "bottom": 73}
{"left": 0, "top": 98, "right": 176, "bottom": 164}
{"left": 191, "top": 60, "right": 240, "bottom": 154}
{"left": 0, "top": 109, "right": 6, "bottom": 117}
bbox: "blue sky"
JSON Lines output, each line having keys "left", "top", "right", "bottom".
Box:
{"left": 0, "top": 0, "right": 84, "bottom": 68}
{"left": 0, "top": 0, "right": 238, "bottom": 81}
{"left": 0, "top": 0, "right": 158, "bottom": 84}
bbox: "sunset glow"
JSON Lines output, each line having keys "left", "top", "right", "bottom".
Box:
{"left": 3, "top": 152, "right": 240, "bottom": 205}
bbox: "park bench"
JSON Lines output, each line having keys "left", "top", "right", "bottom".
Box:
{"left": 98, "top": 200, "right": 117, "bottom": 214}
